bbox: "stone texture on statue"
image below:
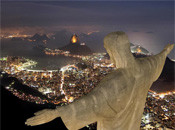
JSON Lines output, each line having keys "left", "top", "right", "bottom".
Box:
{"left": 25, "top": 31, "right": 174, "bottom": 130}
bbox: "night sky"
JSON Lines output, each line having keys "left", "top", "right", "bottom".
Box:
{"left": 1, "top": 1, "right": 174, "bottom": 58}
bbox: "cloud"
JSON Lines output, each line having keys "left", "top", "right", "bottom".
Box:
{"left": 146, "top": 31, "right": 154, "bottom": 34}
{"left": 1, "top": 1, "right": 174, "bottom": 31}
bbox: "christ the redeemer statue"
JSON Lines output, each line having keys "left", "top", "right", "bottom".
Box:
{"left": 25, "top": 31, "right": 174, "bottom": 130}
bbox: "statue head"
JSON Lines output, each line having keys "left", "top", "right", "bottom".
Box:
{"left": 104, "top": 31, "right": 135, "bottom": 68}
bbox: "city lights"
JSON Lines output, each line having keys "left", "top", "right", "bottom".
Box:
{"left": 1, "top": 53, "right": 174, "bottom": 129}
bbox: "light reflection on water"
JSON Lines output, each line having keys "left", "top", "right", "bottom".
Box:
{"left": 28, "top": 55, "right": 77, "bottom": 70}
{"left": 2, "top": 53, "right": 77, "bottom": 70}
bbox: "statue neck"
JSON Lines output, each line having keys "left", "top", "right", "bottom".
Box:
{"left": 112, "top": 46, "right": 137, "bottom": 69}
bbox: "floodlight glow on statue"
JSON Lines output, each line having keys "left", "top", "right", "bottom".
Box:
{"left": 25, "top": 31, "right": 174, "bottom": 130}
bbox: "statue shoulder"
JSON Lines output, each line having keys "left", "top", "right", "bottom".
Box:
{"left": 91, "top": 68, "right": 136, "bottom": 117}
{"left": 100, "top": 68, "right": 135, "bottom": 84}
{"left": 96, "top": 68, "right": 136, "bottom": 96}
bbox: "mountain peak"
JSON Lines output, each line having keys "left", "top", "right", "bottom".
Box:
{"left": 60, "top": 34, "right": 92, "bottom": 55}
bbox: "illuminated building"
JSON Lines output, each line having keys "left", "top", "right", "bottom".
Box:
{"left": 70, "top": 34, "right": 80, "bottom": 44}
{"left": 130, "top": 45, "right": 150, "bottom": 55}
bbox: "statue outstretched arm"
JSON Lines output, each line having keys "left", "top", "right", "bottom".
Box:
{"left": 25, "top": 70, "right": 126, "bottom": 129}
{"left": 25, "top": 109, "right": 59, "bottom": 126}
{"left": 136, "top": 43, "right": 174, "bottom": 83}
{"left": 25, "top": 86, "right": 115, "bottom": 129}
{"left": 162, "top": 43, "right": 174, "bottom": 56}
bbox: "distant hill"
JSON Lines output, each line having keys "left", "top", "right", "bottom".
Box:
{"left": 49, "top": 30, "right": 72, "bottom": 48}
{"left": 30, "top": 33, "right": 50, "bottom": 43}
{"left": 79, "top": 32, "right": 106, "bottom": 52}
{"left": 46, "top": 30, "right": 106, "bottom": 52}
{"left": 60, "top": 43, "right": 92, "bottom": 55}
{"left": 131, "top": 45, "right": 150, "bottom": 54}
{"left": 59, "top": 34, "right": 92, "bottom": 55}
{"left": 11, "top": 37, "right": 23, "bottom": 41}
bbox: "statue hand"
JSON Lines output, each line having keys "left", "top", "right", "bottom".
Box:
{"left": 163, "top": 44, "right": 174, "bottom": 55}
{"left": 25, "top": 109, "right": 58, "bottom": 126}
